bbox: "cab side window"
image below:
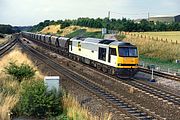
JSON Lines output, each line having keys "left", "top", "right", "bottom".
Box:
{"left": 110, "top": 48, "right": 117, "bottom": 56}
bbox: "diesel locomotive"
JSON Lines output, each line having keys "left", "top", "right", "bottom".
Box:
{"left": 22, "top": 32, "right": 139, "bottom": 77}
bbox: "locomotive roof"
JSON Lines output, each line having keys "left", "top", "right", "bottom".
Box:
{"left": 84, "top": 38, "right": 102, "bottom": 43}
{"left": 71, "top": 37, "right": 135, "bottom": 46}
{"left": 110, "top": 41, "right": 135, "bottom": 47}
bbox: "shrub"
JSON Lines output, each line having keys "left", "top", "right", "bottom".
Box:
{"left": 115, "top": 34, "right": 126, "bottom": 40}
{"left": 57, "top": 30, "right": 63, "bottom": 34}
{"left": 61, "top": 21, "right": 70, "bottom": 29}
{"left": 14, "top": 80, "right": 63, "bottom": 118}
{"left": 4, "top": 62, "right": 36, "bottom": 82}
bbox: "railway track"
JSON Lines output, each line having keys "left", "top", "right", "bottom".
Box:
{"left": 0, "top": 38, "right": 17, "bottom": 57}
{"left": 19, "top": 40, "right": 164, "bottom": 120}
{"left": 125, "top": 79, "right": 180, "bottom": 106}
{"left": 139, "top": 67, "right": 180, "bottom": 82}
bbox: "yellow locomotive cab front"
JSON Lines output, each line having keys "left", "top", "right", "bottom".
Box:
{"left": 113, "top": 46, "right": 139, "bottom": 77}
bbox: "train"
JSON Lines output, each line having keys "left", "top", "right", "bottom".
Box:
{"left": 22, "top": 32, "right": 139, "bottom": 77}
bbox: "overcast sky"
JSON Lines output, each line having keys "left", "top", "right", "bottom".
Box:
{"left": 0, "top": 0, "right": 179, "bottom": 26}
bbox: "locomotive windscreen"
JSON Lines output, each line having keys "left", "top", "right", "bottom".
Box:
{"left": 118, "top": 47, "right": 138, "bottom": 57}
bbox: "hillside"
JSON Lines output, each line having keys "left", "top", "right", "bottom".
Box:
{"left": 40, "top": 25, "right": 101, "bottom": 36}
{"left": 0, "top": 24, "right": 20, "bottom": 34}
{"left": 40, "top": 24, "right": 102, "bottom": 38}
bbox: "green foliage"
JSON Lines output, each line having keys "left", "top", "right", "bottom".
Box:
{"left": 140, "top": 55, "right": 180, "bottom": 69}
{"left": 14, "top": 80, "right": 63, "bottom": 118}
{"left": 0, "top": 24, "right": 19, "bottom": 34}
{"left": 30, "top": 17, "right": 180, "bottom": 33}
{"left": 57, "top": 30, "right": 63, "bottom": 35}
{"left": 116, "top": 34, "right": 126, "bottom": 40}
{"left": 66, "top": 29, "right": 103, "bottom": 38}
{"left": 4, "top": 62, "right": 36, "bottom": 82}
{"left": 60, "top": 20, "right": 71, "bottom": 29}
{"left": 49, "top": 113, "right": 69, "bottom": 120}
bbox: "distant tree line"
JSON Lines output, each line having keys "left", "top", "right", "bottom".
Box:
{"left": 0, "top": 24, "right": 20, "bottom": 34}
{"left": 29, "top": 18, "right": 180, "bottom": 32}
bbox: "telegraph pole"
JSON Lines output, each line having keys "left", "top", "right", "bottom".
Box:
{"left": 148, "top": 12, "right": 150, "bottom": 21}
{"left": 107, "top": 11, "right": 111, "bottom": 33}
{"left": 108, "top": 11, "right": 110, "bottom": 19}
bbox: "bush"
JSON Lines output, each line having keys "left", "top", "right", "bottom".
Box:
{"left": 14, "top": 80, "right": 63, "bottom": 118}
{"left": 4, "top": 62, "right": 36, "bottom": 82}
{"left": 61, "top": 21, "right": 70, "bottom": 29}
{"left": 115, "top": 34, "right": 126, "bottom": 40}
{"left": 57, "top": 30, "right": 63, "bottom": 35}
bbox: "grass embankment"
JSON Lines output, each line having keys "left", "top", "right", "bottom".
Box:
{"left": 0, "top": 48, "right": 43, "bottom": 120}
{"left": 120, "top": 32, "right": 180, "bottom": 69}
{"left": 0, "top": 38, "right": 7, "bottom": 45}
{"left": 40, "top": 25, "right": 103, "bottom": 38}
{"left": 0, "top": 48, "right": 111, "bottom": 120}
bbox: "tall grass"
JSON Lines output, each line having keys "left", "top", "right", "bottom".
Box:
{"left": 0, "top": 48, "right": 43, "bottom": 120}
{"left": 0, "top": 38, "right": 8, "bottom": 45}
{"left": 63, "top": 94, "right": 112, "bottom": 120}
{"left": 130, "top": 31, "right": 180, "bottom": 43}
{"left": 123, "top": 33, "right": 180, "bottom": 62}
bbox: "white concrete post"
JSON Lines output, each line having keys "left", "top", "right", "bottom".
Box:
{"left": 168, "top": 68, "right": 170, "bottom": 73}
{"left": 151, "top": 68, "right": 154, "bottom": 80}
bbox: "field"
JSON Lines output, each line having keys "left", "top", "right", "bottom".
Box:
{"left": 120, "top": 32, "right": 180, "bottom": 70}
{"left": 129, "top": 31, "right": 180, "bottom": 43}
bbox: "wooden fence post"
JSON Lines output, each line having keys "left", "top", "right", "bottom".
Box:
{"left": 156, "top": 37, "right": 158, "bottom": 41}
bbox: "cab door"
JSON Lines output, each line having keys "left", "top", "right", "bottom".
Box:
{"left": 108, "top": 47, "right": 117, "bottom": 66}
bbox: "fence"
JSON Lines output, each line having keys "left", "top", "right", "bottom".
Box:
{"left": 120, "top": 32, "right": 179, "bottom": 44}
{"left": 139, "top": 61, "right": 180, "bottom": 76}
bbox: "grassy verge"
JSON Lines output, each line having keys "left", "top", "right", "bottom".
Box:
{"left": 0, "top": 38, "right": 8, "bottom": 45}
{"left": 140, "top": 55, "right": 180, "bottom": 70}
{"left": 0, "top": 48, "right": 43, "bottom": 120}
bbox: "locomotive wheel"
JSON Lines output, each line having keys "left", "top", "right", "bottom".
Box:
{"left": 102, "top": 66, "right": 107, "bottom": 73}
{"left": 97, "top": 64, "right": 101, "bottom": 70}
{"left": 111, "top": 68, "right": 115, "bottom": 75}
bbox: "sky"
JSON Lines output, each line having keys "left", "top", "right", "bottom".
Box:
{"left": 0, "top": 0, "right": 179, "bottom": 26}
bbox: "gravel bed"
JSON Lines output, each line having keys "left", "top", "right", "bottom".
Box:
{"left": 134, "top": 72, "right": 180, "bottom": 95}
